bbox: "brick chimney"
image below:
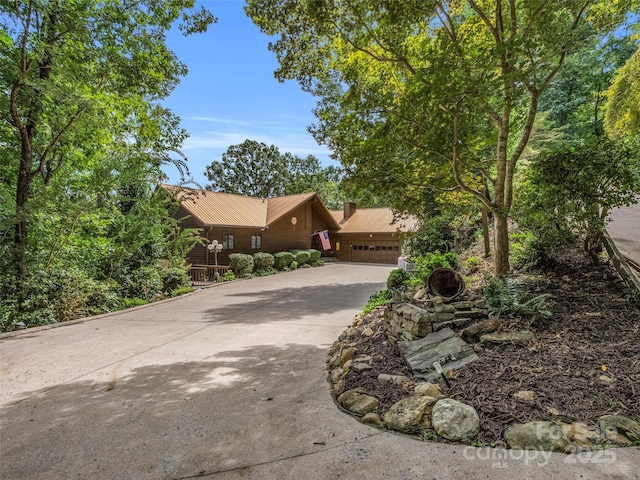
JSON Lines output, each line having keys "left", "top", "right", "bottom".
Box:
{"left": 344, "top": 201, "right": 357, "bottom": 219}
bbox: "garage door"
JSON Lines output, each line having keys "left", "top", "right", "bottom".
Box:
{"left": 350, "top": 241, "right": 400, "bottom": 264}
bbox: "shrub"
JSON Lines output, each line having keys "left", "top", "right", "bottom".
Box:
{"left": 229, "top": 253, "right": 254, "bottom": 277}
{"left": 119, "top": 266, "right": 164, "bottom": 301}
{"left": 220, "top": 270, "right": 236, "bottom": 282}
{"left": 254, "top": 267, "right": 277, "bottom": 277}
{"left": 307, "top": 249, "right": 322, "bottom": 263}
{"left": 291, "top": 250, "right": 311, "bottom": 265}
{"left": 290, "top": 260, "right": 299, "bottom": 270}
{"left": 161, "top": 267, "right": 191, "bottom": 293}
{"left": 274, "top": 251, "right": 294, "bottom": 270}
{"left": 408, "top": 251, "right": 459, "bottom": 290}
{"left": 253, "top": 252, "right": 275, "bottom": 271}
{"left": 462, "top": 256, "right": 483, "bottom": 273}
{"left": 403, "top": 214, "right": 455, "bottom": 257}
{"left": 119, "top": 297, "right": 148, "bottom": 309}
{"left": 387, "top": 268, "right": 409, "bottom": 290}
{"left": 300, "top": 263, "right": 312, "bottom": 268}
{"left": 311, "top": 260, "right": 325, "bottom": 267}
{"left": 86, "top": 280, "right": 121, "bottom": 314}
{"left": 362, "top": 290, "right": 392, "bottom": 315}
{"left": 170, "top": 286, "right": 194, "bottom": 297}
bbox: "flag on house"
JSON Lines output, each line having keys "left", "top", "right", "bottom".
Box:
{"left": 319, "top": 230, "right": 331, "bottom": 250}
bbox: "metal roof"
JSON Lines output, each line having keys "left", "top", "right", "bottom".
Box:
{"left": 163, "top": 185, "right": 341, "bottom": 230}
{"left": 330, "top": 208, "right": 420, "bottom": 234}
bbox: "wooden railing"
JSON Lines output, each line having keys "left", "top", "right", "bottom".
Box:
{"left": 188, "top": 265, "right": 231, "bottom": 286}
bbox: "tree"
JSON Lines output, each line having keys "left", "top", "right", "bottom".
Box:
{"left": 1, "top": 0, "right": 215, "bottom": 301}
{"left": 246, "top": 0, "right": 635, "bottom": 275}
{"left": 204, "top": 139, "right": 347, "bottom": 205}
{"left": 605, "top": 46, "right": 640, "bottom": 137}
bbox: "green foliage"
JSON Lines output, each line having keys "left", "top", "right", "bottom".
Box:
{"left": 170, "top": 286, "right": 194, "bottom": 297}
{"left": 291, "top": 250, "right": 311, "bottom": 265}
{"left": 290, "top": 261, "right": 299, "bottom": 270}
{"left": 253, "top": 267, "right": 277, "bottom": 277}
{"left": 205, "top": 140, "right": 345, "bottom": 202}
{"left": 274, "top": 251, "right": 294, "bottom": 270}
{"left": 229, "top": 253, "right": 255, "bottom": 277}
{"left": 119, "top": 298, "right": 149, "bottom": 310}
{"left": 362, "top": 290, "right": 391, "bottom": 315}
{"left": 408, "top": 252, "right": 460, "bottom": 290}
{"left": 220, "top": 270, "right": 236, "bottom": 282}
{"left": 462, "top": 256, "right": 483, "bottom": 273}
{"left": 253, "top": 252, "right": 275, "bottom": 271}
{"left": 307, "top": 249, "right": 322, "bottom": 263}
{"left": 403, "top": 215, "right": 455, "bottom": 258}
{"left": 514, "top": 136, "right": 640, "bottom": 263}
{"left": 120, "top": 267, "right": 164, "bottom": 301}
{"left": 312, "top": 260, "right": 325, "bottom": 267}
{"left": 386, "top": 269, "right": 409, "bottom": 290}
{"left": 161, "top": 267, "right": 191, "bottom": 294}
{"left": 605, "top": 46, "right": 640, "bottom": 137}
{"left": 483, "top": 275, "right": 552, "bottom": 318}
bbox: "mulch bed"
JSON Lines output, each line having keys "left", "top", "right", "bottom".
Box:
{"left": 333, "top": 250, "right": 640, "bottom": 445}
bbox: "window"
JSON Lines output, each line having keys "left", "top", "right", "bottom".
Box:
{"left": 251, "top": 233, "right": 262, "bottom": 250}
{"left": 223, "top": 231, "right": 234, "bottom": 250}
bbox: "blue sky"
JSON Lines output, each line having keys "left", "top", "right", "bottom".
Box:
{"left": 161, "top": 0, "right": 333, "bottom": 185}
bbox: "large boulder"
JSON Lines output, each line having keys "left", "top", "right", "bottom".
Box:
{"left": 337, "top": 389, "right": 379, "bottom": 416}
{"left": 431, "top": 398, "right": 480, "bottom": 441}
{"left": 504, "top": 421, "right": 568, "bottom": 452}
{"left": 383, "top": 396, "right": 438, "bottom": 433}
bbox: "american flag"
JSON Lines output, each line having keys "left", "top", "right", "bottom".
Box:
{"left": 319, "top": 230, "right": 331, "bottom": 250}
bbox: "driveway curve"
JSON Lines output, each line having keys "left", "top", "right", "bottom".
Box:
{"left": 1, "top": 263, "right": 638, "bottom": 480}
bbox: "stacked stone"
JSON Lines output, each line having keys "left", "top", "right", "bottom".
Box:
{"left": 384, "top": 295, "right": 488, "bottom": 343}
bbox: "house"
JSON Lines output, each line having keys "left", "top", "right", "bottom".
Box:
{"left": 165, "top": 186, "right": 340, "bottom": 266}
{"left": 330, "top": 202, "right": 420, "bottom": 264}
{"left": 165, "top": 185, "right": 419, "bottom": 265}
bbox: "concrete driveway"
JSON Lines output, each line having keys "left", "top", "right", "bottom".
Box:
{"left": 1, "top": 263, "right": 638, "bottom": 480}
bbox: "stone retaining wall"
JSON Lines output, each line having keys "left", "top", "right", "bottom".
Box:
{"left": 383, "top": 296, "right": 488, "bottom": 343}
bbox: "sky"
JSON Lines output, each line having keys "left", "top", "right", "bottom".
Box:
{"left": 161, "top": 0, "right": 333, "bottom": 185}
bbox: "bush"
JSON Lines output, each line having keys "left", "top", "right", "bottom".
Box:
{"left": 274, "top": 251, "right": 294, "bottom": 270}
{"left": 229, "top": 253, "right": 254, "bottom": 277}
{"left": 170, "top": 286, "right": 194, "bottom": 297}
{"left": 161, "top": 267, "right": 191, "bottom": 293}
{"left": 220, "top": 270, "right": 236, "bottom": 282}
{"left": 311, "top": 260, "right": 325, "bottom": 267}
{"left": 86, "top": 280, "right": 121, "bottom": 314}
{"left": 362, "top": 290, "right": 392, "bottom": 315}
{"left": 307, "top": 249, "right": 322, "bottom": 263}
{"left": 119, "top": 297, "right": 148, "bottom": 309}
{"left": 290, "top": 260, "right": 298, "bottom": 270}
{"left": 408, "top": 251, "right": 459, "bottom": 290}
{"left": 403, "top": 214, "right": 455, "bottom": 257}
{"left": 253, "top": 252, "right": 275, "bottom": 271}
{"left": 387, "top": 268, "right": 409, "bottom": 290}
{"left": 291, "top": 250, "right": 311, "bottom": 265}
{"left": 119, "top": 266, "right": 164, "bottom": 301}
{"left": 254, "top": 267, "right": 277, "bottom": 277}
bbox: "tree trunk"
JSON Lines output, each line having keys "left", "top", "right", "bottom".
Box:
{"left": 494, "top": 213, "right": 510, "bottom": 276}
{"left": 482, "top": 207, "right": 491, "bottom": 257}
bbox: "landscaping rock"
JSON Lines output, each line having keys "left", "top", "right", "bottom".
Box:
{"left": 351, "top": 362, "right": 372, "bottom": 373}
{"left": 414, "top": 382, "right": 444, "bottom": 398}
{"left": 431, "top": 398, "right": 480, "bottom": 441}
{"left": 503, "top": 421, "right": 568, "bottom": 452}
{"left": 328, "top": 353, "right": 341, "bottom": 369}
{"left": 414, "top": 288, "right": 427, "bottom": 300}
{"left": 460, "top": 317, "right": 502, "bottom": 343}
{"left": 340, "top": 347, "right": 356, "bottom": 366}
{"left": 598, "top": 415, "right": 640, "bottom": 444}
{"left": 362, "top": 327, "right": 374, "bottom": 337}
{"left": 383, "top": 396, "right": 438, "bottom": 433}
{"left": 362, "top": 412, "right": 383, "bottom": 426}
{"left": 559, "top": 422, "right": 600, "bottom": 448}
{"left": 353, "top": 355, "right": 372, "bottom": 363}
{"left": 513, "top": 390, "right": 535, "bottom": 402}
{"left": 337, "top": 389, "right": 379, "bottom": 416}
{"left": 480, "top": 330, "right": 535, "bottom": 346}
{"left": 330, "top": 367, "right": 343, "bottom": 383}
{"left": 377, "top": 373, "right": 409, "bottom": 385}
{"left": 333, "top": 380, "right": 345, "bottom": 396}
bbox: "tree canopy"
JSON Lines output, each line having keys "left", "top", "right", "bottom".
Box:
{"left": 246, "top": 0, "right": 637, "bottom": 274}
{"left": 204, "top": 139, "right": 346, "bottom": 208}
{"left": 605, "top": 45, "right": 640, "bottom": 137}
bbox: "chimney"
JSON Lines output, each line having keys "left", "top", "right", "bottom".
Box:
{"left": 344, "top": 201, "right": 357, "bottom": 219}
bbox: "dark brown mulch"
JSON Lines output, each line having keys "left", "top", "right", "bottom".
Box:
{"left": 332, "top": 251, "right": 640, "bottom": 445}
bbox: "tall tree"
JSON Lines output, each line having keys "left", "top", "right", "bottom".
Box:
{"left": 1, "top": 0, "right": 215, "bottom": 299}
{"left": 605, "top": 45, "right": 640, "bottom": 137}
{"left": 246, "top": 0, "right": 636, "bottom": 275}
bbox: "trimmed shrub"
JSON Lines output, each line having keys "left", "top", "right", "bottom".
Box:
{"left": 229, "top": 253, "right": 254, "bottom": 277}
{"left": 274, "top": 251, "right": 294, "bottom": 270}
{"left": 290, "top": 260, "right": 298, "bottom": 270}
{"left": 291, "top": 250, "right": 311, "bottom": 265}
{"left": 387, "top": 268, "right": 409, "bottom": 290}
{"left": 221, "top": 270, "right": 236, "bottom": 282}
{"left": 253, "top": 252, "right": 275, "bottom": 271}
{"left": 307, "top": 249, "right": 321, "bottom": 263}
{"left": 161, "top": 267, "right": 191, "bottom": 293}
